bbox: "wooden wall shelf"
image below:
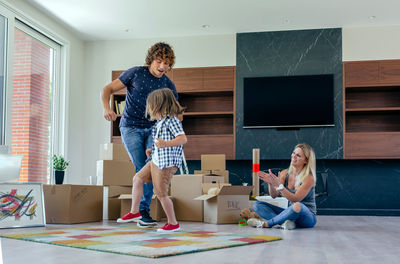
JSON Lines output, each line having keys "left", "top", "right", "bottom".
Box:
{"left": 343, "top": 60, "right": 400, "bottom": 159}
{"left": 110, "top": 66, "right": 236, "bottom": 160}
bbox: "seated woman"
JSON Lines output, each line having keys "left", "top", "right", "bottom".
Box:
{"left": 248, "top": 143, "right": 317, "bottom": 230}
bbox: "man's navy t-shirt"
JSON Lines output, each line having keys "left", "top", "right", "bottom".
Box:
{"left": 118, "top": 66, "right": 177, "bottom": 128}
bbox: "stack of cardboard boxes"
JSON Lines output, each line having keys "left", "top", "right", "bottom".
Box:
{"left": 172, "top": 154, "right": 253, "bottom": 224}
{"left": 97, "top": 143, "right": 134, "bottom": 220}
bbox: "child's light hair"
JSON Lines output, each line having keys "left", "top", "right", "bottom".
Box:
{"left": 288, "top": 143, "right": 316, "bottom": 188}
{"left": 145, "top": 88, "right": 185, "bottom": 120}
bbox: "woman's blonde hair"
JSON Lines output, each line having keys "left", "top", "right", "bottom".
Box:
{"left": 288, "top": 143, "right": 316, "bottom": 188}
{"left": 145, "top": 88, "right": 185, "bottom": 120}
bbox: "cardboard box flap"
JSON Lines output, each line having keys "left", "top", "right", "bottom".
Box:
{"left": 218, "top": 185, "right": 254, "bottom": 195}
{"left": 119, "top": 194, "right": 157, "bottom": 200}
{"left": 202, "top": 183, "right": 231, "bottom": 194}
{"left": 194, "top": 194, "right": 217, "bottom": 201}
{"left": 118, "top": 194, "right": 132, "bottom": 199}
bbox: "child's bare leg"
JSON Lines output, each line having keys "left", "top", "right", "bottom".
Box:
{"left": 152, "top": 164, "right": 178, "bottom": 225}
{"left": 130, "top": 162, "right": 152, "bottom": 213}
{"left": 159, "top": 196, "right": 177, "bottom": 225}
{"left": 130, "top": 176, "right": 143, "bottom": 213}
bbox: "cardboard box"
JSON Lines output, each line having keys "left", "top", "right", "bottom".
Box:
{"left": 43, "top": 184, "right": 103, "bottom": 224}
{"left": 105, "top": 198, "right": 121, "bottom": 220}
{"left": 99, "top": 143, "right": 130, "bottom": 161}
{"left": 201, "top": 154, "right": 226, "bottom": 171}
{"left": 194, "top": 185, "right": 253, "bottom": 224}
{"left": 96, "top": 160, "right": 134, "bottom": 186}
{"left": 103, "top": 186, "right": 132, "bottom": 220}
{"left": 171, "top": 174, "right": 225, "bottom": 221}
{"left": 194, "top": 169, "right": 229, "bottom": 183}
{"left": 119, "top": 194, "right": 165, "bottom": 221}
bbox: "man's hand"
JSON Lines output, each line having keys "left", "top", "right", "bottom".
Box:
{"left": 103, "top": 108, "right": 117, "bottom": 121}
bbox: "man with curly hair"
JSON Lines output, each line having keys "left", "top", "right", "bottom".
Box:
{"left": 101, "top": 42, "right": 177, "bottom": 227}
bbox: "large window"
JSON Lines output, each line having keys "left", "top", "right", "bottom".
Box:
{"left": 0, "top": 4, "right": 65, "bottom": 183}
{"left": 0, "top": 14, "right": 6, "bottom": 145}
{"left": 11, "top": 23, "right": 61, "bottom": 182}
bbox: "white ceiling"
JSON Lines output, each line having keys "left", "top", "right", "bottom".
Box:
{"left": 27, "top": 0, "right": 400, "bottom": 41}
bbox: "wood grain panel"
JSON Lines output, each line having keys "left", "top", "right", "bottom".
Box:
{"left": 203, "top": 67, "right": 234, "bottom": 91}
{"left": 344, "top": 62, "right": 379, "bottom": 86}
{"left": 173, "top": 68, "right": 203, "bottom": 92}
{"left": 346, "top": 88, "right": 400, "bottom": 109}
{"left": 183, "top": 115, "right": 233, "bottom": 135}
{"left": 179, "top": 93, "right": 233, "bottom": 113}
{"left": 346, "top": 111, "right": 400, "bottom": 132}
{"left": 184, "top": 135, "right": 234, "bottom": 160}
{"left": 379, "top": 61, "right": 400, "bottom": 84}
{"left": 165, "top": 69, "right": 173, "bottom": 80}
{"left": 344, "top": 133, "right": 400, "bottom": 158}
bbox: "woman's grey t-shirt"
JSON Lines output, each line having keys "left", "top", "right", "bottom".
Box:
{"left": 284, "top": 173, "right": 317, "bottom": 214}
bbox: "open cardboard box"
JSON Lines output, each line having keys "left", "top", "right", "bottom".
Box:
{"left": 194, "top": 185, "right": 253, "bottom": 224}
{"left": 103, "top": 186, "right": 132, "bottom": 220}
{"left": 171, "top": 174, "right": 225, "bottom": 221}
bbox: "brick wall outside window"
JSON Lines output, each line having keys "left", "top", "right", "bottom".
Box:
{"left": 11, "top": 28, "right": 52, "bottom": 183}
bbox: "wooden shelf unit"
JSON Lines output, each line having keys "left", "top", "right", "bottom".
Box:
{"left": 343, "top": 60, "right": 400, "bottom": 159}
{"left": 110, "top": 66, "right": 236, "bottom": 160}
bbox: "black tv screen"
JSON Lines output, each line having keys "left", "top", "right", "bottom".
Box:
{"left": 243, "top": 74, "right": 334, "bottom": 128}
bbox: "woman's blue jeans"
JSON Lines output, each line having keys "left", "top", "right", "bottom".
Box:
{"left": 253, "top": 201, "right": 317, "bottom": 228}
{"left": 120, "top": 126, "right": 153, "bottom": 212}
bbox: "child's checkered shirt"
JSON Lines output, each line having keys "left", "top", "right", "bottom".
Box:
{"left": 151, "top": 116, "right": 185, "bottom": 169}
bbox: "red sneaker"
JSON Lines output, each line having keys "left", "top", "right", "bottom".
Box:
{"left": 157, "top": 223, "right": 180, "bottom": 233}
{"left": 117, "top": 212, "right": 141, "bottom": 223}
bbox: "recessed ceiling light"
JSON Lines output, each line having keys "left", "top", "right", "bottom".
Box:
{"left": 284, "top": 19, "right": 290, "bottom": 24}
{"left": 369, "top": 16, "right": 376, "bottom": 20}
{"left": 201, "top": 24, "right": 210, "bottom": 29}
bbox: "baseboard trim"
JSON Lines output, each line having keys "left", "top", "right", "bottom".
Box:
{"left": 317, "top": 208, "right": 400, "bottom": 216}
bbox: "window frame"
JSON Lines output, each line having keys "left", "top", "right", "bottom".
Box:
{"left": 0, "top": 2, "right": 69, "bottom": 183}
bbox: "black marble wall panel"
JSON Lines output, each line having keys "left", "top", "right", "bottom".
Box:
{"left": 236, "top": 28, "right": 343, "bottom": 159}
{"left": 184, "top": 159, "right": 400, "bottom": 216}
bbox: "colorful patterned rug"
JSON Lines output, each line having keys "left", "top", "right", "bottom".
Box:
{"left": 0, "top": 224, "right": 282, "bottom": 258}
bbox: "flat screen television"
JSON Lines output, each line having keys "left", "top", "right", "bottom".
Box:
{"left": 243, "top": 74, "right": 334, "bottom": 128}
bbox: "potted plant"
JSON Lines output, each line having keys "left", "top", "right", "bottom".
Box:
{"left": 53, "top": 154, "right": 70, "bottom": 184}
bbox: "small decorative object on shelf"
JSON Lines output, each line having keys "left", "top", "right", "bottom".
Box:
{"left": 52, "top": 155, "right": 70, "bottom": 184}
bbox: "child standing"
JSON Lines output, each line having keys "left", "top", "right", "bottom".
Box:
{"left": 117, "top": 88, "right": 187, "bottom": 233}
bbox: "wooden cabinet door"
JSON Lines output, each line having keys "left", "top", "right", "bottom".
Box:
{"left": 380, "top": 61, "right": 400, "bottom": 84}
{"left": 344, "top": 61, "right": 379, "bottom": 86}
{"left": 173, "top": 68, "right": 203, "bottom": 92}
{"left": 203, "top": 67, "right": 234, "bottom": 91}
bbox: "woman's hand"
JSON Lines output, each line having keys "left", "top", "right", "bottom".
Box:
{"left": 145, "top": 148, "right": 152, "bottom": 157}
{"left": 258, "top": 169, "right": 280, "bottom": 188}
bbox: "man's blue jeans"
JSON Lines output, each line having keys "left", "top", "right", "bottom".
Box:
{"left": 120, "top": 126, "right": 153, "bottom": 212}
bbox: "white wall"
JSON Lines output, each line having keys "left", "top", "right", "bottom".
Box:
{"left": 82, "top": 35, "right": 236, "bottom": 181}
{"left": 343, "top": 26, "right": 400, "bottom": 61}
{"left": 2, "top": 0, "right": 86, "bottom": 184}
